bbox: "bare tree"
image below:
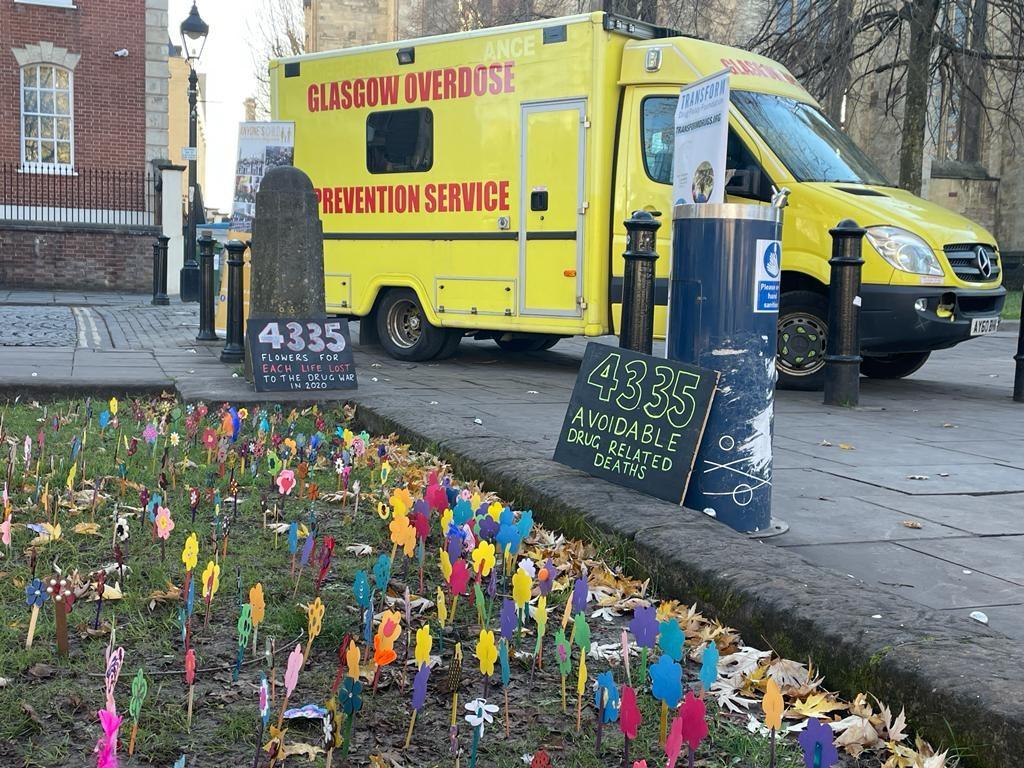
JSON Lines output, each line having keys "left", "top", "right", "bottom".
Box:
{"left": 247, "top": 0, "right": 305, "bottom": 118}
{"left": 747, "top": 0, "right": 1024, "bottom": 194}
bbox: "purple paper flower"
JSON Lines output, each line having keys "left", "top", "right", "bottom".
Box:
{"left": 538, "top": 558, "right": 557, "bottom": 596}
{"left": 142, "top": 423, "right": 158, "bottom": 445}
{"left": 499, "top": 598, "right": 518, "bottom": 640}
{"left": 300, "top": 533, "right": 316, "bottom": 568}
{"left": 486, "top": 568, "right": 497, "bottom": 600}
{"left": 798, "top": 717, "right": 840, "bottom": 768}
{"left": 571, "top": 576, "right": 588, "bottom": 616}
{"left": 411, "top": 663, "right": 430, "bottom": 711}
{"left": 629, "top": 606, "right": 659, "bottom": 648}
{"left": 477, "top": 515, "right": 499, "bottom": 540}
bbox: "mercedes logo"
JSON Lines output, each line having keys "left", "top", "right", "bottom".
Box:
{"left": 974, "top": 246, "right": 994, "bottom": 279}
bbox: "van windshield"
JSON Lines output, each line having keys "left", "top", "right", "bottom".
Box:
{"left": 731, "top": 91, "right": 891, "bottom": 186}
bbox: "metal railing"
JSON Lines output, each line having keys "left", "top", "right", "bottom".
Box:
{"left": 0, "top": 163, "right": 157, "bottom": 227}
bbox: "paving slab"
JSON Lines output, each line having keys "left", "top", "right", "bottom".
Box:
{"left": 817, "top": 462, "right": 1024, "bottom": 495}
{"left": 899, "top": 535, "right": 1024, "bottom": 586}
{"left": 862, "top": 493, "right": 1024, "bottom": 535}
{"left": 781, "top": 540, "right": 1024, "bottom": 610}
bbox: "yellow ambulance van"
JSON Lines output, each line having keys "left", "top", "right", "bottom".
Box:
{"left": 270, "top": 12, "right": 1005, "bottom": 389}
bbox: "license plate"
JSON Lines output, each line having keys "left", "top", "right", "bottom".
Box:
{"left": 970, "top": 317, "right": 1000, "bottom": 336}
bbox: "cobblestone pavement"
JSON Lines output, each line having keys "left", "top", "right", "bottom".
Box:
{"left": 0, "top": 293, "right": 199, "bottom": 350}
{"left": 0, "top": 306, "right": 77, "bottom": 346}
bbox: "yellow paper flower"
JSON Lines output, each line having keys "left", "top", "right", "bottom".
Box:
{"left": 201, "top": 561, "right": 220, "bottom": 600}
{"left": 487, "top": 502, "right": 503, "bottom": 522}
{"left": 109, "top": 397, "right": 118, "bottom": 416}
{"left": 378, "top": 610, "right": 402, "bottom": 647}
{"left": 512, "top": 566, "right": 532, "bottom": 610}
{"left": 169, "top": 432, "right": 180, "bottom": 447}
{"left": 415, "top": 625, "right": 433, "bottom": 667}
{"left": 238, "top": 408, "right": 249, "bottom": 420}
{"left": 66, "top": 463, "right": 77, "bottom": 491}
{"left": 307, "top": 597, "right": 325, "bottom": 643}
{"left": 475, "top": 628, "right": 498, "bottom": 677}
{"left": 389, "top": 488, "right": 412, "bottom": 518}
{"left": 763, "top": 676, "right": 784, "bottom": 731}
{"left": 535, "top": 595, "right": 548, "bottom": 633}
{"left": 346, "top": 640, "right": 361, "bottom": 680}
{"left": 471, "top": 540, "right": 496, "bottom": 579}
{"left": 436, "top": 586, "right": 448, "bottom": 628}
{"left": 389, "top": 516, "right": 416, "bottom": 557}
{"left": 249, "top": 583, "right": 265, "bottom": 626}
{"left": 181, "top": 533, "right": 198, "bottom": 571}
{"left": 577, "top": 653, "right": 588, "bottom": 695}
{"left": 342, "top": 428, "right": 354, "bottom": 447}
{"left": 377, "top": 501, "right": 390, "bottom": 521}
{"left": 440, "top": 509, "right": 453, "bottom": 534}
{"left": 439, "top": 549, "right": 452, "bottom": 582}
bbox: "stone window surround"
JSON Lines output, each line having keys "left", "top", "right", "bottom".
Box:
{"left": 12, "top": 42, "right": 81, "bottom": 174}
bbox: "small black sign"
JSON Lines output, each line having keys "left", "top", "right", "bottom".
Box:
{"left": 247, "top": 318, "right": 358, "bottom": 392}
{"left": 553, "top": 342, "right": 718, "bottom": 504}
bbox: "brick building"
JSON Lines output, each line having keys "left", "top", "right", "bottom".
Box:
{"left": 0, "top": 0, "right": 171, "bottom": 292}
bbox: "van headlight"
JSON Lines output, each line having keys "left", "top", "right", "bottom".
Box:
{"left": 864, "top": 226, "right": 944, "bottom": 276}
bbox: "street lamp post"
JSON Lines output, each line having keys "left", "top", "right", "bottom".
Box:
{"left": 178, "top": 2, "right": 208, "bottom": 304}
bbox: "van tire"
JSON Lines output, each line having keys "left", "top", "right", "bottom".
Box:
{"left": 495, "top": 335, "right": 558, "bottom": 353}
{"left": 436, "top": 330, "right": 464, "bottom": 360}
{"left": 861, "top": 351, "right": 930, "bottom": 379}
{"left": 776, "top": 290, "right": 829, "bottom": 391}
{"left": 376, "top": 289, "right": 448, "bottom": 362}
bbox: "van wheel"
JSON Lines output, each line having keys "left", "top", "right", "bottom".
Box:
{"left": 376, "top": 289, "right": 447, "bottom": 361}
{"left": 436, "top": 330, "right": 464, "bottom": 360}
{"left": 495, "top": 335, "right": 558, "bottom": 353}
{"left": 776, "top": 290, "right": 829, "bottom": 391}
{"left": 861, "top": 352, "right": 930, "bottom": 379}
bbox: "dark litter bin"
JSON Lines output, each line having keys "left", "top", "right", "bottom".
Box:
{"left": 667, "top": 200, "right": 786, "bottom": 533}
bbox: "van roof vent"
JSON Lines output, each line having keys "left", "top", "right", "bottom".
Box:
{"left": 834, "top": 186, "right": 888, "bottom": 197}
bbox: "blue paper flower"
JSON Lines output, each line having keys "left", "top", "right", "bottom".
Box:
{"left": 649, "top": 654, "right": 682, "bottom": 708}
{"left": 594, "top": 670, "right": 620, "bottom": 723}
{"left": 658, "top": 618, "right": 684, "bottom": 661}
{"left": 25, "top": 578, "right": 48, "bottom": 608}
{"left": 338, "top": 676, "right": 364, "bottom": 715}
{"left": 373, "top": 554, "right": 392, "bottom": 592}
{"left": 699, "top": 643, "right": 719, "bottom": 691}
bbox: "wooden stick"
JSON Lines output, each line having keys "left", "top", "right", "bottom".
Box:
{"left": 186, "top": 685, "right": 194, "bottom": 731}
{"left": 404, "top": 710, "right": 417, "bottom": 749}
{"left": 660, "top": 701, "right": 668, "bottom": 747}
{"left": 25, "top": 605, "right": 40, "bottom": 648}
{"left": 276, "top": 694, "right": 290, "bottom": 731}
{"left": 129, "top": 721, "right": 138, "bottom": 756}
{"left": 54, "top": 594, "right": 69, "bottom": 657}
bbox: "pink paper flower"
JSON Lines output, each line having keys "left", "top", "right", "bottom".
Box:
{"left": 95, "top": 707, "right": 122, "bottom": 768}
{"left": 1, "top": 514, "right": 11, "bottom": 548}
{"left": 155, "top": 507, "right": 174, "bottom": 541}
{"left": 276, "top": 469, "right": 296, "bottom": 496}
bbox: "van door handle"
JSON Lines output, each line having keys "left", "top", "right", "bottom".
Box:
{"left": 642, "top": 205, "right": 663, "bottom": 217}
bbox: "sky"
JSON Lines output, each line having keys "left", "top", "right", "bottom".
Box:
{"left": 167, "top": 0, "right": 261, "bottom": 211}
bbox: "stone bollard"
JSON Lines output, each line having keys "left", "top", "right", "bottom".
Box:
{"left": 618, "top": 210, "right": 661, "bottom": 355}
{"left": 1014, "top": 318, "right": 1024, "bottom": 403}
{"left": 151, "top": 235, "right": 170, "bottom": 306}
{"left": 220, "top": 240, "right": 247, "bottom": 364}
{"left": 245, "top": 166, "right": 327, "bottom": 380}
{"left": 196, "top": 232, "right": 218, "bottom": 341}
{"left": 824, "top": 219, "right": 866, "bottom": 407}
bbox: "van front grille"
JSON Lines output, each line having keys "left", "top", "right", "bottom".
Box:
{"left": 943, "top": 243, "right": 1001, "bottom": 283}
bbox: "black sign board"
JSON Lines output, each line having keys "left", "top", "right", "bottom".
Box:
{"left": 553, "top": 342, "right": 718, "bottom": 504}
{"left": 247, "top": 318, "right": 358, "bottom": 392}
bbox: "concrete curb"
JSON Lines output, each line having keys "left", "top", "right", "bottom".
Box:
{"left": 349, "top": 401, "right": 1024, "bottom": 768}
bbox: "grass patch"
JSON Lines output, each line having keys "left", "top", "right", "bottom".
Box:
{"left": 1001, "top": 289, "right": 1021, "bottom": 320}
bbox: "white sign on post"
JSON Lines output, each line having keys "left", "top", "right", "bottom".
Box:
{"left": 181, "top": 146, "right": 198, "bottom": 162}
{"left": 671, "top": 69, "right": 731, "bottom": 206}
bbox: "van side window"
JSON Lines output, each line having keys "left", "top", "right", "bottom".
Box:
{"left": 641, "top": 96, "right": 773, "bottom": 202}
{"left": 366, "top": 108, "right": 433, "bottom": 174}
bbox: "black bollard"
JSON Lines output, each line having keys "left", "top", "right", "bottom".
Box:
{"left": 196, "top": 232, "right": 218, "bottom": 341}
{"left": 151, "top": 235, "right": 170, "bottom": 306}
{"left": 1014, "top": 315, "right": 1024, "bottom": 403}
{"left": 619, "top": 210, "right": 661, "bottom": 355}
{"left": 220, "top": 240, "right": 247, "bottom": 363}
{"left": 824, "top": 219, "right": 866, "bottom": 406}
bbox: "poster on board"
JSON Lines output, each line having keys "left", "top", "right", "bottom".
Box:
{"left": 671, "top": 69, "right": 730, "bottom": 206}
{"left": 228, "top": 121, "right": 295, "bottom": 234}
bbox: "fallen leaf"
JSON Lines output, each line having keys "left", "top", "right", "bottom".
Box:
{"left": 838, "top": 443, "right": 855, "bottom": 450}
{"left": 833, "top": 715, "right": 882, "bottom": 756}
{"left": 27, "top": 663, "right": 57, "bottom": 679}
{"left": 280, "top": 741, "right": 323, "bottom": 761}
{"left": 73, "top": 522, "right": 101, "bottom": 536}
{"left": 788, "top": 692, "right": 848, "bottom": 719}
{"left": 345, "top": 543, "right": 373, "bottom": 556}
{"left": 901, "top": 520, "right": 922, "bottom": 529}
{"left": 21, "top": 702, "right": 44, "bottom": 727}
{"left": 906, "top": 475, "right": 929, "bottom": 481}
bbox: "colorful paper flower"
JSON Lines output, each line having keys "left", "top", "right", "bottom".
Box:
{"left": 798, "top": 717, "right": 840, "bottom": 768}
{"left": 201, "top": 561, "right": 220, "bottom": 600}
{"left": 414, "top": 625, "right": 433, "bottom": 667}
{"left": 629, "top": 606, "right": 659, "bottom": 648}
{"left": 573, "top": 612, "right": 592, "bottom": 653}
{"left": 181, "top": 532, "right": 198, "bottom": 571}
{"left": 412, "top": 663, "right": 430, "bottom": 711}
{"left": 658, "top": 618, "right": 684, "bottom": 661}
{"left": 649, "top": 654, "right": 683, "bottom": 708}
{"left": 155, "top": 506, "right": 174, "bottom": 541}
{"left": 499, "top": 598, "right": 518, "bottom": 640}
{"left": 512, "top": 566, "right": 532, "bottom": 610}
{"left": 471, "top": 540, "right": 496, "bottom": 578}
{"left": 142, "top": 423, "right": 158, "bottom": 445}
{"left": 537, "top": 558, "right": 557, "bottom": 596}
{"left": 449, "top": 558, "right": 470, "bottom": 595}
{"left": 595, "top": 670, "right": 620, "bottom": 723}
{"left": 571, "top": 575, "right": 589, "bottom": 615}
{"left": 763, "top": 677, "right": 784, "bottom": 731}
{"left": 276, "top": 469, "right": 296, "bottom": 496}
{"left": 619, "top": 685, "right": 641, "bottom": 739}
{"left": 678, "top": 691, "right": 708, "bottom": 750}
{"left": 475, "top": 629, "right": 498, "bottom": 677}
{"left": 25, "top": 578, "right": 48, "bottom": 608}
{"left": 464, "top": 698, "right": 499, "bottom": 736}
{"left": 259, "top": 675, "right": 270, "bottom": 726}
{"left": 339, "top": 675, "right": 364, "bottom": 715}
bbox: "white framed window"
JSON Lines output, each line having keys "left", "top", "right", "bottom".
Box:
{"left": 14, "top": 1, "right": 77, "bottom": 8}
{"left": 21, "top": 63, "right": 74, "bottom": 172}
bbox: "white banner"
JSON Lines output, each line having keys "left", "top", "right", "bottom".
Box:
{"left": 229, "top": 121, "right": 295, "bottom": 234}
{"left": 672, "top": 69, "right": 731, "bottom": 206}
